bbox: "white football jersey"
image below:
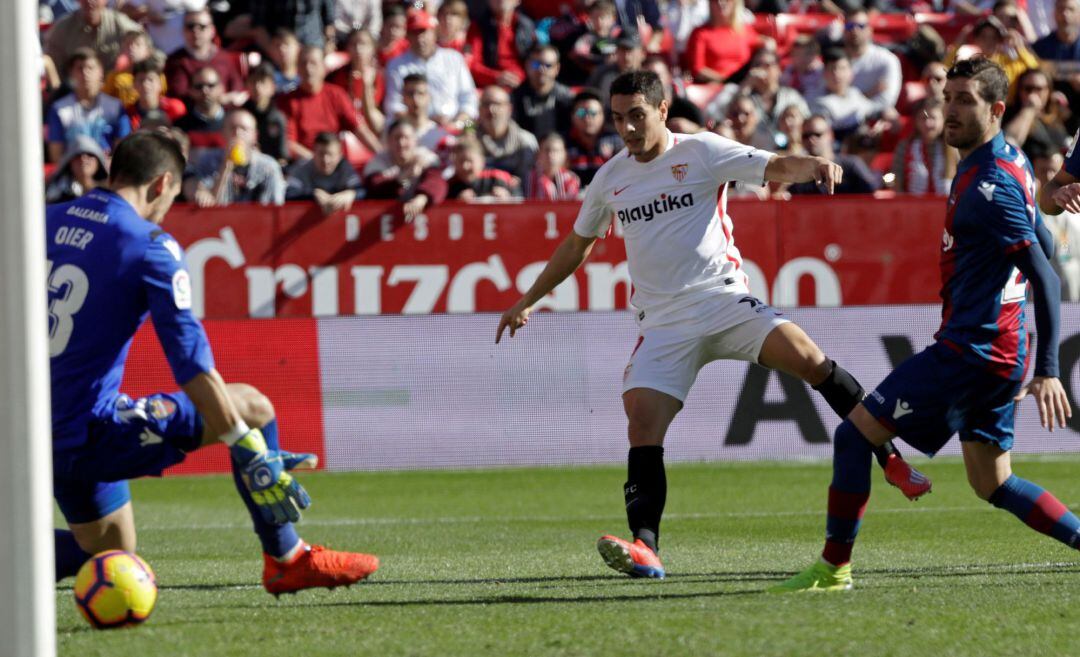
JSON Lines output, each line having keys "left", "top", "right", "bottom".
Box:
{"left": 573, "top": 130, "right": 773, "bottom": 329}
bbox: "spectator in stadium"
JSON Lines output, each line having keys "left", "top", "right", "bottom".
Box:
{"left": 923, "top": 60, "right": 948, "bottom": 101}
{"left": 615, "top": 0, "right": 664, "bottom": 52}
{"left": 705, "top": 48, "right": 809, "bottom": 144}
{"left": 378, "top": 2, "right": 410, "bottom": 65}
{"left": 567, "top": 0, "right": 621, "bottom": 85}
{"left": 242, "top": 63, "right": 290, "bottom": 164}
{"left": 44, "top": 135, "right": 108, "bottom": 204}
{"left": 588, "top": 31, "right": 646, "bottom": 109}
{"left": 103, "top": 30, "right": 161, "bottom": 107}
{"left": 165, "top": 8, "right": 247, "bottom": 104}
{"left": 436, "top": 0, "right": 471, "bottom": 52}
{"left": 720, "top": 94, "right": 776, "bottom": 151}
{"left": 842, "top": 8, "right": 902, "bottom": 116}
{"left": 175, "top": 66, "right": 228, "bottom": 150}
{"left": 1034, "top": 0, "right": 1080, "bottom": 61}
{"left": 809, "top": 49, "right": 880, "bottom": 142}
{"left": 512, "top": 44, "right": 576, "bottom": 142}
{"left": 789, "top": 114, "right": 881, "bottom": 195}
{"left": 1028, "top": 0, "right": 1059, "bottom": 39}
{"left": 447, "top": 135, "right": 522, "bottom": 200}
{"left": 285, "top": 131, "right": 363, "bottom": 214}
{"left": 383, "top": 9, "right": 479, "bottom": 128}
{"left": 945, "top": 16, "right": 1040, "bottom": 93}
{"left": 994, "top": 0, "right": 1039, "bottom": 44}
{"left": 642, "top": 55, "right": 704, "bottom": 133}
{"left": 526, "top": 132, "right": 581, "bottom": 200}
{"left": 362, "top": 118, "right": 448, "bottom": 221}
{"left": 249, "top": 0, "right": 336, "bottom": 51}
{"left": 1030, "top": 141, "right": 1080, "bottom": 300}
{"left": 126, "top": 59, "right": 187, "bottom": 130}
{"left": 476, "top": 85, "right": 539, "bottom": 183}
{"left": 333, "top": 0, "right": 382, "bottom": 46}
{"left": 891, "top": 96, "right": 955, "bottom": 195}
{"left": 684, "top": 0, "right": 757, "bottom": 84}
{"left": 663, "top": 0, "right": 709, "bottom": 57}
{"left": 46, "top": 49, "right": 132, "bottom": 163}
{"left": 119, "top": 0, "right": 202, "bottom": 58}
{"left": 398, "top": 73, "right": 457, "bottom": 163}
{"left": 328, "top": 28, "right": 387, "bottom": 136}
{"left": 467, "top": 0, "right": 535, "bottom": 89}
{"left": 183, "top": 108, "right": 287, "bottom": 207}
{"left": 781, "top": 34, "right": 825, "bottom": 105}
{"left": 1004, "top": 68, "right": 1070, "bottom": 153}
{"left": 40, "top": 0, "right": 79, "bottom": 25}
{"left": 278, "top": 45, "right": 383, "bottom": 160}
{"left": 548, "top": 0, "right": 592, "bottom": 79}
{"left": 776, "top": 103, "right": 805, "bottom": 154}
{"left": 565, "top": 88, "right": 623, "bottom": 186}
{"left": 45, "top": 0, "right": 143, "bottom": 72}
{"left": 268, "top": 29, "right": 303, "bottom": 95}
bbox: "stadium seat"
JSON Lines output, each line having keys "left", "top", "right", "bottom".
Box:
{"left": 870, "top": 150, "right": 894, "bottom": 175}
{"left": 870, "top": 13, "right": 917, "bottom": 44}
{"left": 684, "top": 83, "right": 723, "bottom": 109}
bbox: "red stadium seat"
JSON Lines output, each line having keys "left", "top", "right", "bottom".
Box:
{"left": 870, "top": 151, "right": 894, "bottom": 174}
{"left": 870, "top": 13, "right": 917, "bottom": 44}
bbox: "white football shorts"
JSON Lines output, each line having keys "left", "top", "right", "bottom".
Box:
{"left": 621, "top": 293, "right": 789, "bottom": 402}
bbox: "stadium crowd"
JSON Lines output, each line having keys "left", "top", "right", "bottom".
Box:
{"left": 36, "top": 0, "right": 1080, "bottom": 290}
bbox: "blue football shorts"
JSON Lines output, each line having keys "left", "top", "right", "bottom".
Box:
{"left": 53, "top": 391, "right": 203, "bottom": 524}
{"left": 861, "top": 341, "right": 1022, "bottom": 456}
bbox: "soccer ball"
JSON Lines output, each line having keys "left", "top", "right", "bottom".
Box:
{"left": 73, "top": 550, "right": 157, "bottom": 629}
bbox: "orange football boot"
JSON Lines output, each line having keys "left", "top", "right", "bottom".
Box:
{"left": 596, "top": 535, "right": 665, "bottom": 579}
{"left": 883, "top": 453, "right": 932, "bottom": 501}
{"left": 263, "top": 543, "right": 379, "bottom": 596}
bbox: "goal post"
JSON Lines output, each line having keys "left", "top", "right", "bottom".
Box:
{"left": 0, "top": 0, "right": 57, "bottom": 655}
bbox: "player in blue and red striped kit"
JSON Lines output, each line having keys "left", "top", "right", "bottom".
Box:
{"left": 49, "top": 131, "right": 378, "bottom": 595}
{"left": 774, "top": 58, "right": 1076, "bottom": 592}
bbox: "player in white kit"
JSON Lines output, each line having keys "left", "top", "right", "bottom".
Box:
{"left": 496, "top": 71, "right": 930, "bottom": 579}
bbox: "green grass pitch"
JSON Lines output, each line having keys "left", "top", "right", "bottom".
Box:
{"left": 57, "top": 457, "right": 1080, "bottom": 656}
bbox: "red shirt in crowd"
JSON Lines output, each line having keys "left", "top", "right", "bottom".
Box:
{"left": 327, "top": 67, "right": 386, "bottom": 111}
{"left": 164, "top": 47, "right": 247, "bottom": 101}
{"left": 378, "top": 39, "right": 409, "bottom": 66}
{"left": 125, "top": 96, "right": 187, "bottom": 130}
{"left": 277, "top": 83, "right": 360, "bottom": 150}
{"left": 684, "top": 24, "right": 758, "bottom": 82}
{"left": 467, "top": 16, "right": 527, "bottom": 87}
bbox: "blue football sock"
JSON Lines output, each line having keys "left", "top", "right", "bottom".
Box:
{"left": 231, "top": 419, "right": 301, "bottom": 558}
{"left": 55, "top": 529, "right": 91, "bottom": 581}
{"left": 822, "top": 419, "right": 873, "bottom": 566}
{"left": 989, "top": 475, "right": 1080, "bottom": 549}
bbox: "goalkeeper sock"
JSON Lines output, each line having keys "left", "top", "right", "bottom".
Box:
{"left": 54, "top": 529, "right": 91, "bottom": 581}
{"left": 231, "top": 419, "right": 301, "bottom": 559}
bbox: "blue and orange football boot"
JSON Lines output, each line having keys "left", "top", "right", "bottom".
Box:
{"left": 263, "top": 543, "right": 379, "bottom": 596}
{"left": 596, "top": 535, "right": 665, "bottom": 579}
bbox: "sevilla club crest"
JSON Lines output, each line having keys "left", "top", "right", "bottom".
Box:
{"left": 671, "top": 163, "right": 688, "bottom": 182}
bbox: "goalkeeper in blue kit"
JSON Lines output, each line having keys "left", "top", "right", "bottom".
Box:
{"left": 48, "top": 131, "right": 377, "bottom": 595}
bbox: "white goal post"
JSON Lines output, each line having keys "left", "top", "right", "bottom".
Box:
{"left": 0, "top": 0, "right": 57, "bottom": 655}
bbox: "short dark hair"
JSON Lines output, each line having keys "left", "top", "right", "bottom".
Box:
{"left": 66, "top": 48, "right": 101, "bottom": 73}
{"left": 608, "top": 71, "right": 664, "bottom": 107}
{"left": 248, "top": 62, "right": 276, "bottom": 84}
{"left": 383, "top": 2, "right": 406, "bottom": 19}
{"left": 131, "top": 58, "right": 162, "bottom": 78}
{"left": 527, "top": 44, "right": 559, "bottom": 61}
{"left": 109, "top": 131, "right": 186, "bottom": 187}
{"left": 313, "top": 131, "right": 341, "bottom": 147}
{"left": 572, "top": 87, "right": 604, "bottom": 109}
{"left": 947, "top": 57, "right": 1009, "bottom": 104}
{"left": 822, "top": 48, "right": 848, "bottom": 65}
{"left": 403, "top": 72, "right": 428, "bottom": 86}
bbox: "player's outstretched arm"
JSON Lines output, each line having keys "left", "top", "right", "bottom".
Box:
{"left": 763, "top": 154, "right": 844, "bottom": 194}
{"left": 183, "top": 371, "right": 312, "bottom": 524}
{"left": 1010, "top": 245, "right": 1073, "bottom": 431}
{"left": 1038, "top": 169, "right": 1080, "bottom": 216}
{"left": 496, "top": 231, "right": 597, "bottom": 343}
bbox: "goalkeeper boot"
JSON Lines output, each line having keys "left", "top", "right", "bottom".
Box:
{"left": 263, "top": 543, "right": 379, "bottom": 596}
{"left": 596, "top": 535, "right": 665, "bottom": 579}
{"left": 883, "top": 453, "right": 932, "bottom": 501}
{"left": 768, "top": 560, "right": 853, "bottom": 593}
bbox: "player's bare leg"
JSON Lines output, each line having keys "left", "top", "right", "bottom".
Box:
{"left": 597, "top": 388, "right": 679, "bottom": 579}
{"left": 68, "top": 502, "right": 137, "bottom": 555}
{"left": 758, "top": 323, "right": 932, "bottom": 500}
{"left": 206, "top": 383, "right": 379, "bottom": 595}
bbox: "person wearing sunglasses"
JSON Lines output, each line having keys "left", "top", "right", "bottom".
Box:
{"left": 44, "top": 0, "right": 144, "bottom": 72}
{"left": 512, "top": 44, "right": 576, "bottom": 141}
{"left": 175, "top": 66, "right": 228, "bottom": 150}
{"left": 841, "top": 8, "right": 902, "bottom": 118}
{"left": 164, "top": 8, "right": 246, "bottom": 105}
{"left": 565, "top": 88, "right": 623, "bottom": 185}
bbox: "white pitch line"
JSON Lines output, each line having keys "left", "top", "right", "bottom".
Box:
{"left": 140, "top": 504, "right": 1006, "bottom": 532}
